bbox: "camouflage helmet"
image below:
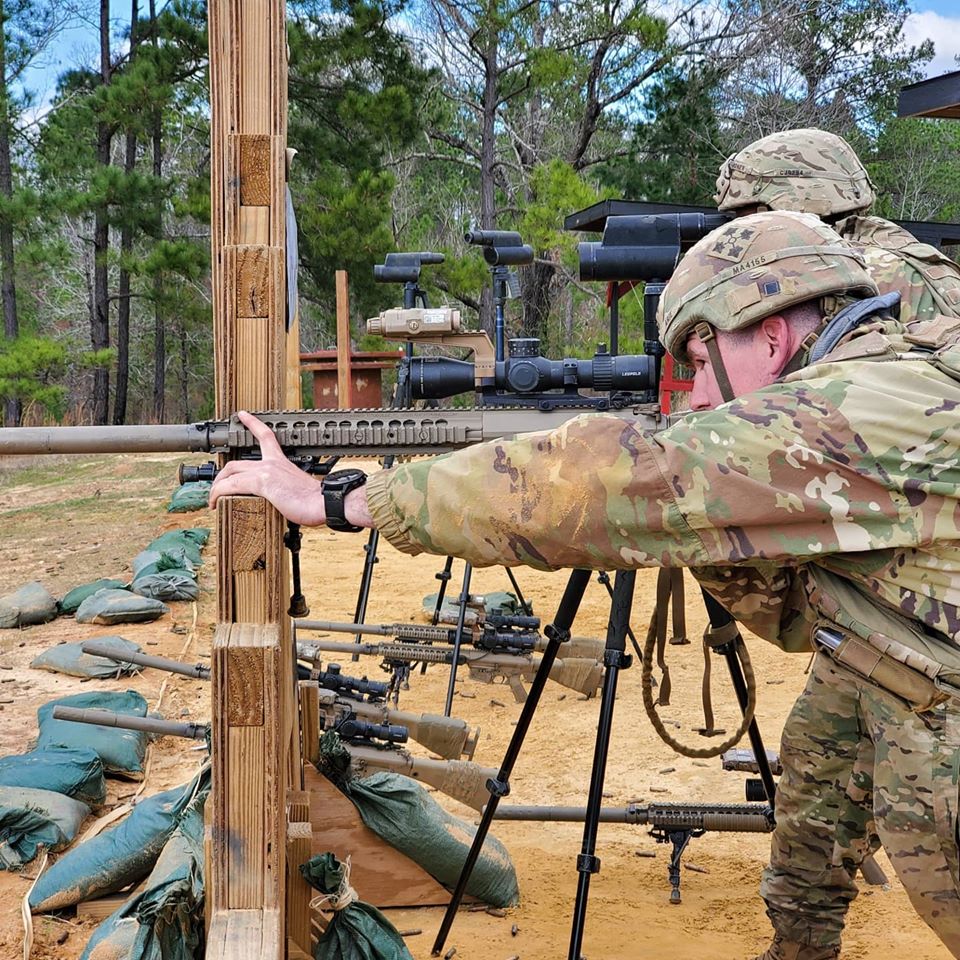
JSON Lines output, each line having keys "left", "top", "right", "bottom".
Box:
{"left": 714, "top": 128, "right": 875, "bottom": 218}
{"left": 659, "top": 210, "right": 879, "bottom": 363}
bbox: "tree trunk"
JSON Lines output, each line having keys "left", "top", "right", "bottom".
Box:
{"left": 91, "top": 0, "right": 112, "bottom": 425}
{"left": 113, "top": 0, "right": 140, "bottom": 425}
{"left": 178, "top": 316, "right": 189, "bottom": 420}
{"left": 0, "top": 0, "right": 20, "bottom": 426}
{"left": 149, "top": 0, "right": 165, "bottom": 422}
{"left": 477, "top": 28, "right": 497, "bottom": 336}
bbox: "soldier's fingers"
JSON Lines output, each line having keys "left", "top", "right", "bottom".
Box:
{"left": 236, "top": 410, "right": 285, "bottom": 460}
{"left": 209, "top": 465, "right": 260, "bottom": 508}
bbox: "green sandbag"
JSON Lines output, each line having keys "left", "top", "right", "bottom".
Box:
{"left": 319, "top": 733, "right": 519, "bottom": 907}
{"left": 76, "top": 589, "right": 169, "bottom": 625}
{"left": 421, "top": 590, "right": 532, "bottom": 624}
{"left": 31, "top": 637, "right": 142, "bottom": 679}
{"left": 60, "top": 580, "right": 130, "bottom": 616}
{"left": 0, "top": 785, "right": 89, "bottom": 870}
{"left": 29, "top": 768, "right": 209, "bottom": 913}
{"left": 167, "top": 482, "right": 211, "bottom": 514}
{"left": 131, "top": 572, "right": 199, "bottom": 602}
{"left": 146, "top": 533, "right": 204, "bottom": 566}
{"left": 177, "top": 528, "right": 209, "bottom": 546}
{"left": 0, "top": 581, "right": 59, "bottom": 628}
{"left": 0, "top": 748, "right": 106, "bottom": 806}
{"left": 79, "top": 796, "right": 206, "bottom": 960}
{"left": 301, "top": 853, "right": 413, "bottom": 960}
{"left": 132, "top": 550, "right": 197, "bottom": 580}
{"left": 38, "top": 690, "right": 149, "bottom": 779}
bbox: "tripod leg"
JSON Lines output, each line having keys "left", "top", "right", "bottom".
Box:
{"left": 443, "top": 564, "right": 473, "bottom": 718}
{"left": 431, "top": 569, "right": 592, "bottom": 958}
{"left": 431, "top": 557, "right": 455, "bottom": 625}
{"left": 569, "top": 570, "right": 636, "bottom": 960}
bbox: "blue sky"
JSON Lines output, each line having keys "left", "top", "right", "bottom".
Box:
{"left": 19, "top": 0, "right": 960, "bottom": 110}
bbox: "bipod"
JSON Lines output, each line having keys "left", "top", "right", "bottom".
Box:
{"left": 430, "top": 568, "right": 592, "bottom": 956}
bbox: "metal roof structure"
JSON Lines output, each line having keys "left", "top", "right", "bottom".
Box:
{"left": 898, "top": 70, "right": 960, "bottom": 120}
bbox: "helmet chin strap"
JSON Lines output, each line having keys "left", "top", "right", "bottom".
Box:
{"left": 694, "top": 322, "right": 736, "bottom": 403}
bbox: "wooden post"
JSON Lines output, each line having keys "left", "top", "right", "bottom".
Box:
{"left": 335, "top": 270, "right": 353, "bottom": 408}
{"left": 207, "top": 1, "right": 292, "bottom": 955}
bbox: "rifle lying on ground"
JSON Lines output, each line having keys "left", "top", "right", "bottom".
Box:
{"left": 52, "top": 705, "right": 495, "bottom": 811}
{"left": 295, "top": 617, "right": 606, "bottom": 661}
{"left": 493, "top": 802, "right": 774, "bottom": 904}
{"left": 296, "top": 637, "right": 604, "bottom": 703}
{"left": 82, "top": 641, "right": 478, "bottom": 761}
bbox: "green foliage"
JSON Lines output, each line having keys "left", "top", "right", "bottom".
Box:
{"left": 0, "top": 335, "right": 67, "bottom": 418}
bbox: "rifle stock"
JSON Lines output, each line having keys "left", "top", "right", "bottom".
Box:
{"left": 346, "top": 743, "right": 496, "bottom": 811}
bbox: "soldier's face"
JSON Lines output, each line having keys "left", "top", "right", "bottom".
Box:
{"left": 685, "top": 321, "right": 789, "bottom": 410}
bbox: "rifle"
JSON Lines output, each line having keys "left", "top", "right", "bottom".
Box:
{"left": 0, "top": 404, "right": 660, "bottom": 462}
{"left": 297, "top": 637, "right": 603, "bottom": 703}
{"left": 296, "top": 618, "right": 606, "bottom": 661}
{"left": 81, "top": 641, "right": 212, "bottom": 681}
{"left": 51, "top": 706, "right": 209, "bottom": 742}
{"left": 313, "top": 686, "right": 479, "bottom": 760}
{"left": 493, "top": 801, "right": 773, "bottom": 904}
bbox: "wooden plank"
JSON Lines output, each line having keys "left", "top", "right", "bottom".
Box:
{"left": 239, "top": 0, "right": 271, "bottom": 133}
{"left": 336, "top": 270, "right": 353, "bottom": 408}
{"left": 239, "top": 135, "right": 271, "bottom": 205}
{"left": 207, "top": 907, "right": 282, "bottom": 960}
{"left": 227, "top": 647, "right": 265, "bottom": 726}
{"left": 304, "top": 767, "right": 453, "bottom": 908}
{"left": 299, "top": 681, "right": 320, "bottom": 767}
{"left": 76, "top": 882, "right": 147, "bottom": 921}
{"left": 227, "top": 725, "right": 266, "bottom": 907}
{"left": 237, "top": 246, "right": 271, "bottom": 317}
{"left": 286, "top": 818, "right": 313, "bottom": 952}
{"left": 239, "top": 206, "right": 270, "bottom": 244}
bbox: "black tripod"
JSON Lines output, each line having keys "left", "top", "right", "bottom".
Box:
{"left": 431, "top": 570, "right": 781, "bottom": 960}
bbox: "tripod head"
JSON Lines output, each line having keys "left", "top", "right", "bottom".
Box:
{"left": 465, "top": 229, "right": 534, "bottom": 361}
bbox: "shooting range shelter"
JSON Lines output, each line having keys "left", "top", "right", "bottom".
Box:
{"left": 898, "top": 69, "right": 960, "bottom": 120}
{"left": 300, "top": 350, "right": 401, "bottom": 408}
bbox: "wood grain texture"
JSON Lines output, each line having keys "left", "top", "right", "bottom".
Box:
{"left": 226, "top": 647, "right": 264, "bottom": 726}
{"left": 336, "top": 270, "right": 353, "bottom": 407}
{"left": 237, "top": 246, "right": 271, "bottom": 317}
{"left": 239, "top": 135, "right": 271, "bottom": 205}
{"left": 298, "top": 681, "right": 319, "bottom": 767}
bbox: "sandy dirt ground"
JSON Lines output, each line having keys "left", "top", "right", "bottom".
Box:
{"left": 0, "top": 453, "right": 952, "bottom": 960}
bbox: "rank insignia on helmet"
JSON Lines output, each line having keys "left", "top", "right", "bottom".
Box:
{"left": 705, "top": 224, "right": 758, "bottom": 263}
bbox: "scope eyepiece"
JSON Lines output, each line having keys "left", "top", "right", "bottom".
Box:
{"left": 374, "top": 250, "right": 445, "bottom": 284}
{"left": 465, "top": 229, "right": 524, "bottom": 247}
{"left": 315, "top": 666, "right": 389, "bottom": 702}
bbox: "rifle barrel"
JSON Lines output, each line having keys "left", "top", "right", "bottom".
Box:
{"left": 493, "top": 803, "right": 773, "bottom": 833}
{"left": 81, "top": 641, "right": 211, "bottom": 681}
{"left": 0, "top": 423, "right": 219, "bottom": 455}
{"left": 52, "top": 706, "right": 208, "bottom": 741}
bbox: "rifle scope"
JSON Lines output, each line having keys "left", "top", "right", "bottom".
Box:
{"left": 336, "top": 715, "right": 409, "bottom": 745}
{"left": 578, "top": 212, "right": 732, "bottom": 283}
{"left": 409, "top": 337, "right": 656, "bottom": 400}
{"left": 313, "top": 662, "right": 388, "bottom": 702}
{"left": 465, "top": 229, "right": 534, "bottom": 267}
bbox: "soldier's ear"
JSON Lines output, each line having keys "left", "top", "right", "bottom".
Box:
{"left": 758, "top": 316, "right": 792, "bottom": 371}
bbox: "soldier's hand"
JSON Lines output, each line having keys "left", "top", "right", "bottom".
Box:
{"left": 208, "top": 410, "right": 328, "bottom": 525}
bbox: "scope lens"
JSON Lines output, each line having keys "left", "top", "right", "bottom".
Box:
{"left": 410, "top": 357, "right": 477, "bottom": 399}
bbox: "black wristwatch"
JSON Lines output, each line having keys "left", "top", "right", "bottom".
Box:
{"left": 321, "top": 469, "right": 368, "bottom": 532}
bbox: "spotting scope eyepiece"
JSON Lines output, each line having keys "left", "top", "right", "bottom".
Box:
{"left": 465, "top": 229, "right": 534, "bottom": 267}
{"left": 374, "top": 251, "right": 445, "bottom": 285}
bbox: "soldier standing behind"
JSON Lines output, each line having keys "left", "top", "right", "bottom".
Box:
{"left": 714, "top": 127, "right": 960, "bottom": 324}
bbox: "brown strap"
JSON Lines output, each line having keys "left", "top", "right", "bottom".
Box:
{"left": 653, "top": 568, "right": 673, "bottom": 706}
{"left": 779, "top": 330, "right": 820, "bottom": 377}
{"left": 669, "top": 568, "right": 688, "bottom": 645}
{"left": 695, "top": 322, "right": 735, "bottom": 403}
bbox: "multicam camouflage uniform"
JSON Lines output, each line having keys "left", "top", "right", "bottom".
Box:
{"left": 715, "top": 127, "right": 960, "bottom": 326}
{"left": 366, "top": 212, "right": 960, "bottom": 957}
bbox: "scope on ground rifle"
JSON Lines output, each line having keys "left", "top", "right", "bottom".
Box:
{"left": 410, "top": 337, "right": 656, "bottom": 405}
{"left": 334, "top": 714, "right": 408, "bottom": 745}
{"left": 309, "top": 662, "right": 388, "bottom": 702}
{"left": 374, "top": 251, "right": 444, "bottom": 285}
{"left": 465, "top": 230, "right": 534, "bottom": 266}
{"left": 578, "top": 212, "right": 731, "bottom": 283}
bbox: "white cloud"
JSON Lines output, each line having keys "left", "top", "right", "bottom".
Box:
{"left": 904, "top": 10, "right": 960, "bottom": 77}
